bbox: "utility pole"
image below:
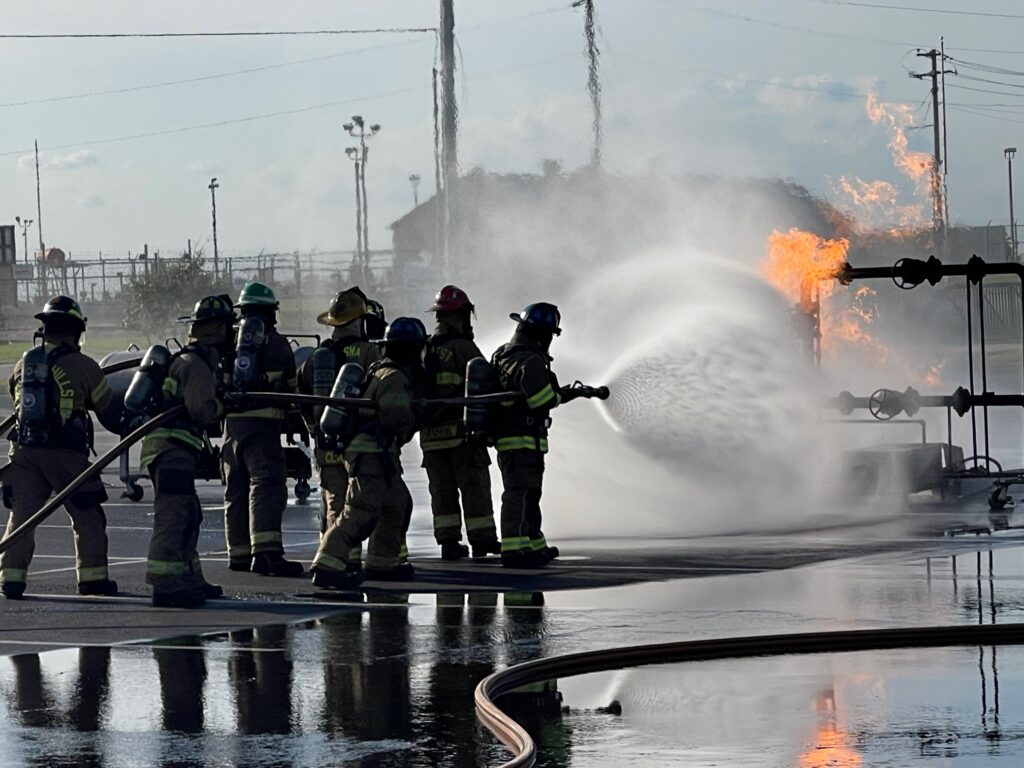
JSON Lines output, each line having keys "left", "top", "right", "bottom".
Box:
{"left": 345, "top": 146, "right": 364, "bottom": 273}
{"left": 440, "top": 0, "right": 458, "bottom": 270}
{"left": 208, "top": 177, "right": 220, "bottom": 280}
{"left": 34, "top": 141, "right": 44, "bottom": 262}
{"left": 344, "top": 116, "right": 380, "bottom": 283}
{"left": 574, "top": 0, "right": 602, "bottom": 169}
{"left": 1007, "top": 148, "right": 1018, "bottom": 262}
{"left": 911, "top": 49, "right": 954, "bottom": 250}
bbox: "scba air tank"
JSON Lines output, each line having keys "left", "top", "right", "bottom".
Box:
{"left": 124, "top": 345, "right": 172, "bottom": 416}
{"left": 319, "top": 362, "right": 365, "bottom": 437}
{"left": 232, "top": 315, "right": 266, "bottom": 389}
{"left": 17, "top": 345, "right": 51, "bottom": 446}
{"left": 310, "top": 346, "right": 336, "bottom": 425}
{"left": 464, "top": 356, "right": 496, "bottom": 443}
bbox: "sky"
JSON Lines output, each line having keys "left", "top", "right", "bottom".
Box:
{"left": 2, "top": 0, "right": 1024, "bottom": 257}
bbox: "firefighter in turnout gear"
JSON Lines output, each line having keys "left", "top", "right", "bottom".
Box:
{"left": 492, "top": 303, "right": 564, "bottom": 568}
{"left": 421, "top": 286, "right": 500, "bottom": 560}
{"left": 140, "top": 296, "right": 234, "bottom": 607}
{"left": 222, "top": 282, "right": 303, "bottom": 577}
{"left": 310, "top": 317, "right": 426, "bottom": 589}
{"left": 297, "top": 288, "right": 382, "bottom": 546}
{"left": 0, "top": 297, "right": 118, "bottom": 599}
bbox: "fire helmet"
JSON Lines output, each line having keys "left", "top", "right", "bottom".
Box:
{"left": 237, "top": 281, "right": 278, "bottom": 308}
{"left": 366, "top": 299, "right": 385, "bottom": 320}
{"left": 381, "top": 317, "right": 427, "bottom": 344}
{"left": 428, "top": 285, "right": 474, "bottom": 313}
{"left": 509, "top": 302, "right": 561, "bottom": 336}
{"left": 318, "top": 288, "right": 367, "bottom": 327}
{"left": 180, "top": 295, "right": 237, "bottom": 324}
{"left": 35, "top": 295, "right": 86, "bottom": 330}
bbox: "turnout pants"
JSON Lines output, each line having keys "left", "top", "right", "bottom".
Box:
{"left": 222, "top": 418, "right": 288, "bottom": 561}
{"left": 497, "top": 450, "right": 548, "bottom": 556}
{"left": 319, "top": 460, "right": 362, "bottom": 564}
{"left": 0, "top": 447, "right": 110, "bottom": 586}
{"left": 146, "top": 446, "right": 207, "bottom": 594}
{"left": 422, "top": 442, "right": 498, "bottom": 546}
{"left": 314, "top": 454, "right": 412, "bottom": 573}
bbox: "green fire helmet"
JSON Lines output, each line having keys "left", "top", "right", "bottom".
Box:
{"left": 35, "top": 295, "right": 86, "bottom": 328}
{"left": 237, "top": 281, "right": 278, "bottom": 308}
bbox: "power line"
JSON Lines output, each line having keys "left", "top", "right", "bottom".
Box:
{"left": 0, "top": 38, "right": 434, "bottom": 109}
{"left": 946, "top": 82, "right": 1024, "bottom": 98}
{"left": 0, "top": 27, "right": 437, "bottom": 39}
{"left": 810, "top": 0, "right": 1024, "bottom": 20}
{"left": 948, "top": 105, "right": 1024, "bottom": 123}
{"left": 0, "top": 85, "right": 425, "bottom": 158}
{"left": 0, "top": 53, "right": 579, "bottom": 159}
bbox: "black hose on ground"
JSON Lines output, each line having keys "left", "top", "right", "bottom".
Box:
{"left": 475, "top": 622, "right": 1024, "bottom": 768}
{"left": 0, "top": 404, "right": 183, "bottom": 556}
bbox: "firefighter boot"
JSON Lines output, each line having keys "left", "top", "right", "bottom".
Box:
{"left": 441, "top": 542, "right": 470, "bottom": 561}
{"left": 152, "top": 588, "right": 207, "bottom": 608}
{"left": 310, "top": 566, "right": 365, "bottom": 590}
{"left": 2, "top": 581, "right": 26, "bottom": 600}
{"left": 251, "top": 551, "right": 305, "bottom": 578}
{"left": 78, "top": 579, "right": 119, "bottom": 596}
{"left": 472, "top": 540, "right": 502, "bottom": 559}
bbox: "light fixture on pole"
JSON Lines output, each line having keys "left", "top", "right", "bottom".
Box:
{"left": 409, "top": 174, "right": 422, "bottom": 206}
{"left": 14, "top": 216, "right": 33, "bottom": 265}
{"left": 208, "top": 177, "right": 220, "bottom": 280}
{"left": 1007, "top": 148, "right": 1018, "bottom": 262}
{"left": 344, "top": 116, "right": 381, "bottom": 280}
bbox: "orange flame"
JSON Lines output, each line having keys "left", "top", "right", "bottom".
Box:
{"left": 762, "top": 229, "right": 888, "bottom": 362}
{"left": 833, "top": 90, "right": 938, "bottom": 234}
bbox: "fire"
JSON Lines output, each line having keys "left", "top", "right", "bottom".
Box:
{"left": 762, "top": 228, "right": 849, "bottom": 306}
{"left": 762, "top": 229, "right": 887, "bottom": 361}
{"left": 832, "top": 90, "right": 939, "bottom": 234}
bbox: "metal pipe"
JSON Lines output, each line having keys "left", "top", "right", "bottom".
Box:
{"left": 967, "top": 277, "right": 979, "bottom": 467}
{"left": 0, "top": 405, "right": 184, "bottom": 556}
{"left": 979, "top": 278, "right": 992, "bottom": 467}
{"left": 476, "top": 623, "right": 1024, "bottom": 768}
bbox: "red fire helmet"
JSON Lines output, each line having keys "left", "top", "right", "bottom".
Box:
{"left": 428, "top": 284, "right": 474, "bottom": 312}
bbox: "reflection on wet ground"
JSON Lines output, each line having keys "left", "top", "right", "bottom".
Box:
{"left": 5, "top": 531, "right": 1024, "bottom": 765}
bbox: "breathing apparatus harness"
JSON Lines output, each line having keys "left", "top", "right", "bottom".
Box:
{"left": 13, "top": 334, "right": 94, "bottom": 453}
{"left": 123, "top": 343, "right": 217, "bottom": 446}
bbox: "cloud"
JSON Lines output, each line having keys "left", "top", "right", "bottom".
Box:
{"left": 17, "top": 149, "right": 99, "bottom": 171}
{"left": 81, "top": 194, "right": 106, "bottom": 208}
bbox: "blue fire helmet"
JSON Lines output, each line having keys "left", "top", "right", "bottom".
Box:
{"left": 381, "top": 316, "right": 427, "bottom": 344}
{"left": 509, "top": 302, "right": 561, "bottom": 335}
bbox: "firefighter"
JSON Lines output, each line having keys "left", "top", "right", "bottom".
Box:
{"left": 310, "top": 317, "right": 425, "bottom": 588}
{"left": 421, "top": 286, "right": 500, "bottom": 560}
{"left": 139, "top": 295, "right": 234, "bottom": 607}
{"left": 0, "top": 296, "right": 119, "bottom": 599}
{"left": 297, "top": 288, "right": 381, "bottom": 547}
{"left": 222, "top": 282, "right": 303, "bottom": 577}
{"left": 491, "top": 303, "right": 564, "bottom": 568}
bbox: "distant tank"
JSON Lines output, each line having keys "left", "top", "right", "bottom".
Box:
{"left": 38, "top": 247, "right": 66, "bottom": 266}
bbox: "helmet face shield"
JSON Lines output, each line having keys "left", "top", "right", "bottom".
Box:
{"left": 510, "top": 302, "right": 561, "bottom": 335}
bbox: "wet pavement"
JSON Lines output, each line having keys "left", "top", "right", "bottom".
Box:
{"left": 6, "top": 409, "right": 1024, "bottom": 763}
{"left": 4, "top": 485, "right": 1024, "bottom": 764}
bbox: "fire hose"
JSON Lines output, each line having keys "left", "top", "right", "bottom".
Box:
{"left": 475, "top": 622, "right": 1024, "bottom": 768}
{"left": 0, "top": 385, "right": 610, "bottom": 555}
{"left": 0, "top": 404, "right": 184, "bottom": 557}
